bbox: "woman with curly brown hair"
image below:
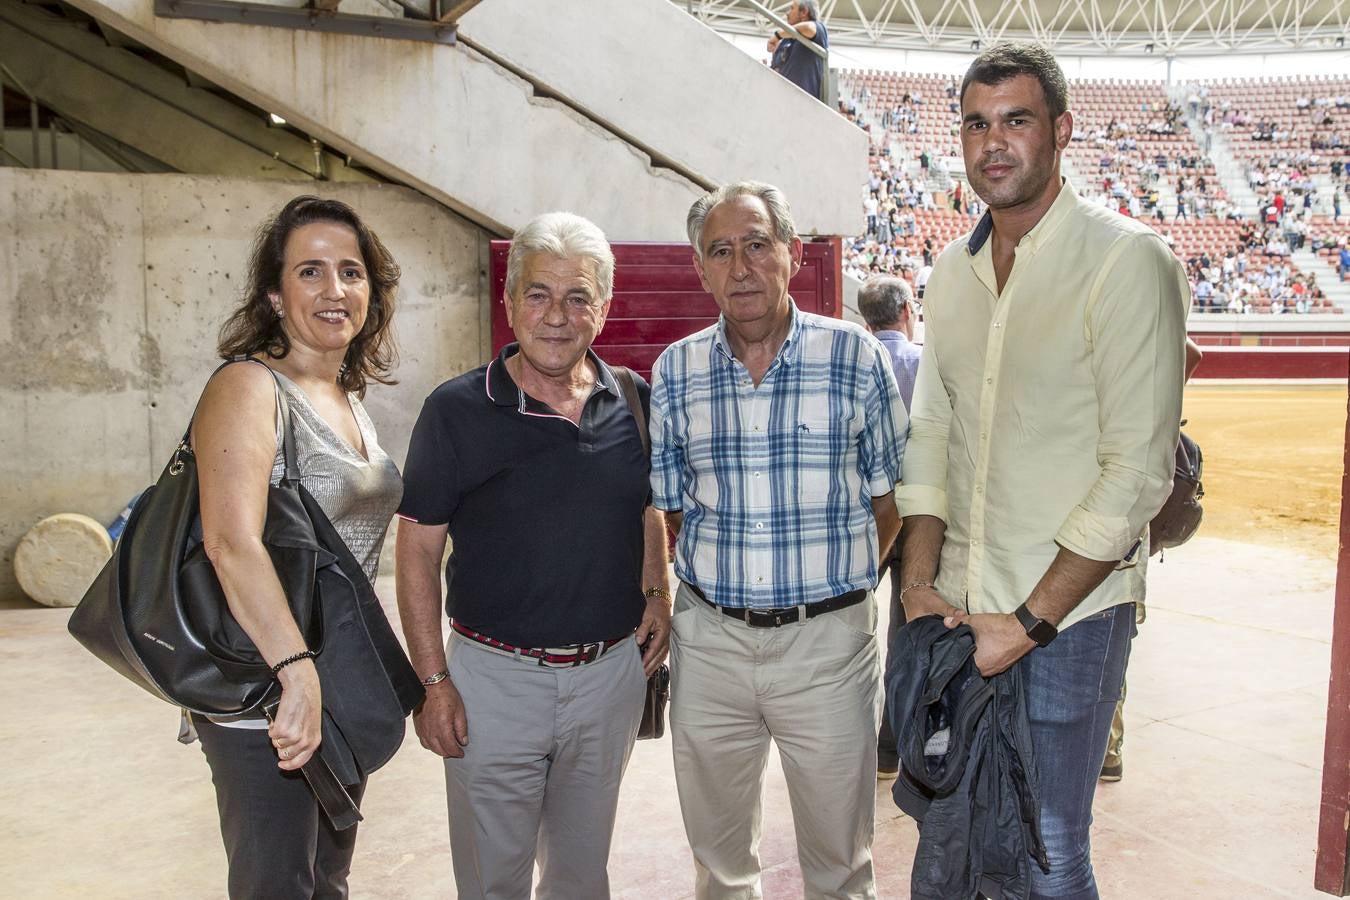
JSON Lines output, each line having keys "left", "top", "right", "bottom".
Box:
{"left": 190, "top": 195, "right": 404, "bottom": 898}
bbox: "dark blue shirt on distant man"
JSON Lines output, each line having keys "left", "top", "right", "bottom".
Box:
{"left": 773, "top": 18, "right": 828, "bottom": 99}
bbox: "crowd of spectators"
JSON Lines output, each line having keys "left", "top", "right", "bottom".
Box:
{"left": 1175, "top": 237, "right": 1328, "bottom": 314}
{"left": 842, "top": 139, "right": 983, "bottom": 288}
{"left": 1173, "top": 173, "right": 1235, "bottom": 221}
{"left": 837, "top": 71, "right": 1349, "bottom": 314}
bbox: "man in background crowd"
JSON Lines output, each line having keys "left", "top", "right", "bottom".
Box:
{"left": 858, "top": 274, "right": 923, "bottom": 781}
{"left": 767, "top": 0, "right": 828, "bottom": 100}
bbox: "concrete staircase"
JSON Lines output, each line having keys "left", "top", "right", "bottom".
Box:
{"left": 1308, "top": 173, "right": 1339, "bottom": 216}
{"left": 1295, "top": 247, "right": 1350, "bottom": 310}
{"left": 1155, "top": 174, "right": 1181, "bottom": 218}
{"left": 1186, "top": 119, "right": 1262, "bottom": 218}
{"left": 62, "top": 0, "right": 867, "bottom": 241}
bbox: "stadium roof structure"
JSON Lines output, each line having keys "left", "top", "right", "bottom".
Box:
{"left": 674, "top": 0, "right": 1350, "bottom": 56}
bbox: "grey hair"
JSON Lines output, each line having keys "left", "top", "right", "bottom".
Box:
{"left": 505, "top": 211, "right": 615, "bottom": 301}
{"left": 796, "top": 0, "right": 820, "bottom": 20}
{"left": 686, "top": 181, "right": 798, "bottom": 261}
{"left": 857, "top": 275, "right": 914, "bottom": 329}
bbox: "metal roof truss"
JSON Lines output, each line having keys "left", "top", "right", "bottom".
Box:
{"left": 676, "top": 0, "right": 1349, "bottom": 56}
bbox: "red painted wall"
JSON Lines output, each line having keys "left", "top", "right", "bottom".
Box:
{"left": 490, "top": 239, "right": 843, "bottom": 381}
{"left": 1191, "top": 348, "right": 1350, "bottom": 379}
{"left": 1192, "top": 332, "right": 1350, "bottom": 348}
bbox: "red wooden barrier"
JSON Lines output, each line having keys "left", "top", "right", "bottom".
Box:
{"left": 1191, "top": 332, "right": 1350, "bottom": 348}
{"left": 1190, "top": 347, "right": 1350, "bottom": 380}
{"left": 490, "top": 239, "right": 843, "bottom": 381}
{"left": 1316, "top": 354, "right": 1350, "bottom": 895}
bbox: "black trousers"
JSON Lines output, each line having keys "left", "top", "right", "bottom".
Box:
{"left": 194, "top": 716, "right": 367, "bottom": 900}
{"left": 877, "top": 550, "right": 904, "bottom": 766}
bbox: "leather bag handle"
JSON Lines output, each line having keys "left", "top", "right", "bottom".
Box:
{"left": 181, "top": 357, "right": 300, "bottom": 483}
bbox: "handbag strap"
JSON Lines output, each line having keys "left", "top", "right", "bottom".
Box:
{"left": 181, "top": 357, "right": 300, "bottom": 484}
{"left": 612, "top": 366, "right": 649, "bottom": 458}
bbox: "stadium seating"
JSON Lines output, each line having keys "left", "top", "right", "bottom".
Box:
{"left": 837, "top": 69, "right": 1349, "bottom": 314}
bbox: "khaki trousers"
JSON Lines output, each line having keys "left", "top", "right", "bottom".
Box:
{"left": 669, "top": 583, "right": 881, "bottom": 900}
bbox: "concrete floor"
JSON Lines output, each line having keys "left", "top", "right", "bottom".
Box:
{"left": 0, "top": 534, "right": 1335, "bottom": 899}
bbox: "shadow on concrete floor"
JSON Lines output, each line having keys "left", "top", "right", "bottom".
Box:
{"left": 0, "top": 535, "right": 1332, "bottom": 898}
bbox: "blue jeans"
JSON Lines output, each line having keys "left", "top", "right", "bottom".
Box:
{"left": 1022, "top": 602, "right": 1136, "bottom": 900}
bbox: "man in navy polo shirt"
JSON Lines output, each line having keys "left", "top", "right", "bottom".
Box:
{"left": 394, "top": 212, "right": 671, "bottom": 899}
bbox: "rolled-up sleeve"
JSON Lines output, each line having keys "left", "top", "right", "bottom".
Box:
{"left": 895, "top": 327, "right": 952, "bottom": 522}
{"left": 648, "top": 349, "right": 684, "bottom": 512}
{"left": 1055, "top": 233, "right": 1188, "bottom": 561}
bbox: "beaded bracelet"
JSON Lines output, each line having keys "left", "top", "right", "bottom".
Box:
{"left": 643, "top": 586, "right": 671, "bottom": 601}
{"left": 270, "top": 649, "right": 317, "bottom": 676}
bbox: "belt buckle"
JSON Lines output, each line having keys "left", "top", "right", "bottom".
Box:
{"left": 746, "top": 607, "right": 798, "bottom": 628}
{"left": 573, "top": 641, "right": 601, "bottom": 666}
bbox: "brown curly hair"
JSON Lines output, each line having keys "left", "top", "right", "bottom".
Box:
{"left": 218, "top": 195, "right": 400, "bottom": 396}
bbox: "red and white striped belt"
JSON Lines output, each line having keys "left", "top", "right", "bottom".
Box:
{"left": 451, "top": 620, "right": 628, "bottom": 668}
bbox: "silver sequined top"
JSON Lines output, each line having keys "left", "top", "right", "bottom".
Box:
{"left": 269, "top": 371, "right": 402, "bottom": 581}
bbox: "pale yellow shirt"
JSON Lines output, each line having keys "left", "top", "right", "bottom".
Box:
{"left": 897, "top": 181, "right": 1188, "bottom": 629}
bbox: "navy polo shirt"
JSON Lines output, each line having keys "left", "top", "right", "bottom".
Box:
{"left": 398, "top": 343, "right": 650, "bottom": 648}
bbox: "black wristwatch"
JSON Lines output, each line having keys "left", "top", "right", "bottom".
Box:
{"left": 1013, "top": 602, "right": 1058, "bottom": 648}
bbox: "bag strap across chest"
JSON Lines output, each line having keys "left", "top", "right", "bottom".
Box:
{"left": 612, "top": 366, "right": 649, "bottom": 458}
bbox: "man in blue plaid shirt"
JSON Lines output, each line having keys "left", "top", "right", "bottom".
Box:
{"left": 649, "top": 181, "right": 906, "bottom": 899}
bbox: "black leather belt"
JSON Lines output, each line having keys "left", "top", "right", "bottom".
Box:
{"left": 686, "top": 583, "right": 867, "bottom": 628}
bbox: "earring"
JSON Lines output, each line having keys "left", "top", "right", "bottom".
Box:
{"left": 273, "top": 305, "right": 285, "bottom": 318}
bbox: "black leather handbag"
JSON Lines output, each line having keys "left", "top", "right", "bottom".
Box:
{"left": 613, "top": 366, "right": 671, "bottom": 742}
{"left": 68, "top": 360, "right": 422, "bottom": 828}
{"left": 637, "top": 659, "right": 670, "bottom": 740}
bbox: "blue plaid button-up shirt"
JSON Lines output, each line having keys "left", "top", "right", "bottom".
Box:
{"left": 649, "top": 303, "right": 907, "bottom": 609}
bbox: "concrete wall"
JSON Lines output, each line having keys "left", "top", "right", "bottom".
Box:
{"left": 457, "top": 0, "right": 869, "bottom": 238}
{"left": 0, "top": 169, "right": 486, "bottom": 604}
{"left": 64, "top": 0, "right": 706, "bottom": 241}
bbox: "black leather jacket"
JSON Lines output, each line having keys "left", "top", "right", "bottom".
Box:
{"left": 884, "top": 616, "right": 1050, "bottom": 899}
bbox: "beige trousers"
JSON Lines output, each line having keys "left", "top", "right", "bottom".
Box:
{"left": 1105, "top": 601, "right": 1145, "bottom": 768}
{"left": 669, "top": 583, "right": 881, "bottom": 900}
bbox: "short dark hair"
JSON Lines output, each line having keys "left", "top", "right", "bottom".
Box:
{"left": 218, "top": 195, "right": 401, "bottom": 397}
{"left": 857, "top": 275, "right": 914, "bottom": 329}
{"left": 960, "top": 42, "right": 1069, "bottom": 122}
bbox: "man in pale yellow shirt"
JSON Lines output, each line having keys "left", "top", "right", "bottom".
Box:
{"left": 895, "top": 43, "right": 1188, "bottom": 898}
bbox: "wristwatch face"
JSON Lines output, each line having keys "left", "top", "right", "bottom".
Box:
{"left": 1016, "top": 604, "right": 1057, "bottom": 647}
{"left": 1027, "top": 619, "right": 1057, "bottom": 647}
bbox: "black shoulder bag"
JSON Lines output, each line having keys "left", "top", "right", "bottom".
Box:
{"left": 612, "top": 366, "right": 671, "bottom": 741}
{"left": 1149, "top": 427, "right": 1204, "bottom": 556}
{"left": 68, "top": 359, "right": 422, "bottom": 828}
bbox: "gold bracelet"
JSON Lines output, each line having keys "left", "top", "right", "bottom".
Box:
{"left": 643, "top": 586, "right": 671, "bottom": 601}
{"left": 898, "top": 580, "right": 935, "bottom": 603}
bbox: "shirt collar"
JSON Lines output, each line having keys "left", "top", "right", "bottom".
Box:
{"left": 486, "top": 342, "right": 617, "bottom": 408}
{"left": 874, "top": 329, "right": 911, "bottom": 346}
{"left": 713, "top": 299, "right": 803, "bottom": 367}
{"left": 966, "top": 178, "right": 1077, "bottom": 257}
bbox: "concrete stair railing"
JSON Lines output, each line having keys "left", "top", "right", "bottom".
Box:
{"left": 456, "top": 0, "right": 866, "bottom": 238}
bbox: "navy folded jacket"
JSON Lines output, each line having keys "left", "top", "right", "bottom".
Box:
{"left": 885, "top": 615, "right": 1050, "bottom": 899}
